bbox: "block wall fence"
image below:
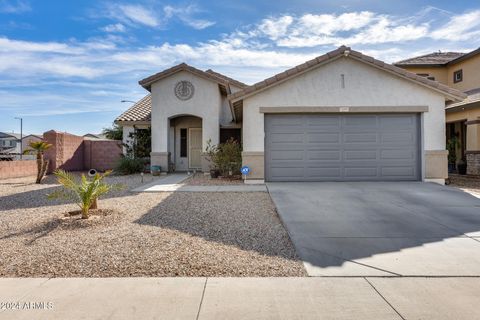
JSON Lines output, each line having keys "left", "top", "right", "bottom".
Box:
{"left": 0, "top": 131, "right": 122, "bottom": 179}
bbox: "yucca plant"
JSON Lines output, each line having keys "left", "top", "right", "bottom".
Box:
{"left": 49, "top": 170, "right": 116, "bottom": 219}
{"left": 23, "top": 141, "right": 52, "bottom": 184}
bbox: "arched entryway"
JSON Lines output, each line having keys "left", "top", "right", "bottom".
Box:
{"left": 168, "top": 114, "right": 203, "bottom": 172}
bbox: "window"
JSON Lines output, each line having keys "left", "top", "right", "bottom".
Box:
{"left": 180, "top": 128, "right": 187, "bottom": 157}
{"left": 453, "top": 69, "right": 463, "bottom": 83}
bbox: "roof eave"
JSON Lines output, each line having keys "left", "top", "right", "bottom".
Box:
{"left": 395, "top": 63, "right": 446, "bottom": 68}
{"left": 114, "top": 120, "right": 151, "bottom": 126}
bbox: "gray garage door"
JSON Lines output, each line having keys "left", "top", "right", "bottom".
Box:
{"left": 265, "top": 114, "right": 420, "bottom": 181}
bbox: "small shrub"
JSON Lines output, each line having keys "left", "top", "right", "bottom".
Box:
{"left": 48, "top": 170, "right": 120, "bottom": 219}
{"left": 115, "top": 156, "right": 145, "bottom": 174}
{"left": 205, "top": 138, "right": 242, "bottom": 176}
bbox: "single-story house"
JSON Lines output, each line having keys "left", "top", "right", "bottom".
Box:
{"left": 115, "top": 46, "right": 466, "bottom": 184}
{"left": 395, "top": 48, "right": 480, "bottom": 175}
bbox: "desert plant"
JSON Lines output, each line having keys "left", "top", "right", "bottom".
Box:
{"left": 125, "top": 128, "right": 151, "bottom": 158}
{"left": 102, "top": 123, "right": 123, "bottom": 140}
{"left": 49, "top": 170, "right": 116, "bottom": 219}
{"left": 23, "top": 141, "right": 52, "bottom": 184}
{"left": 205, "top": 138, "right": 242, "bottom": 176}
{"left": 115, "top": 156, "right": 145, "bottom": 174}
{"left": 446, "top": 136, "right": 460, "bottom": 164}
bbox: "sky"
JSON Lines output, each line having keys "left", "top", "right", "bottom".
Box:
{"left": 1, "top": 0, "right": 480, "bottom": 135}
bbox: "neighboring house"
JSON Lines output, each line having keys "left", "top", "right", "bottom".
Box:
{"left": 115, "top": 46, "right": 466, "bottom": 184}
{"left": 0, "top": 132, "right": 21, "bottom": 158}
{"left": 395, "top": 48, "right": 480, "bottom": 175}
{"left": 21, "top": 134, "right": 43, "bottom": 160}
{"left": 83, "top": 133, "right": 109, "bottom": 140}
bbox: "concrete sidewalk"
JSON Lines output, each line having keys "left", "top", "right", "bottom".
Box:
{"left": 132, "top": 174, "right": 267, "bottom": 192}
{"left": 1, "top": 277, "right": 480, "bottom": 319}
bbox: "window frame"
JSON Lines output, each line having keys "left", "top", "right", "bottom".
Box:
{"left": 453, "top": 69, "right": 463, "bottom": 83}
{"left": 180, "top": 128, "right": 187, "bottom": 158}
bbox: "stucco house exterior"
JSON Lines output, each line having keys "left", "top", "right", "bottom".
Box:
{"left": 116, "top": 46, "right": 466, "bottom": 184}
{"left": 396, "top": 48, "right": 480, "bottom": 175}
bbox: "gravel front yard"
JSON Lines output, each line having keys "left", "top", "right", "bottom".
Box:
{"left": 449, "top": 174, "right": 480, "bottom": 198}
{"left": 0, "top": 174, "right": 305, "bottom": 277}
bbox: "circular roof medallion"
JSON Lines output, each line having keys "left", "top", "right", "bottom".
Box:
{"left": 174, "top": 81, "right": 194, "bottom": 100}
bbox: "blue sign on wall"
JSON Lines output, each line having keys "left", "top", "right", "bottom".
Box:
{"left": 240, "top": 166, "right": 250, "bottom": 175}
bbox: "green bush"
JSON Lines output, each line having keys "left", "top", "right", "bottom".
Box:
{"left": 115, "top": 156, "right": 145, "bottom": 174}
{"left": 206, "top": 138, "right": 242, "bottom": 176}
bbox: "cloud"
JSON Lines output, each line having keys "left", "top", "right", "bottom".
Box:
{"left": 102, "top": 23, "right": 126, "bottom": 33}
{"left": 431, "top": 10, "right": 480, "bottom": 41}
{"left": 100, "top": 2, "right": 215, "bottom": 31}
{"left": 117, "top": 4, "right": 160, "bottom": 27}
{"left": 164, "top": 5, "right": 215, "bottom": 30}
{"left": 0, "top": 0, "right": 30, "bottom": 13}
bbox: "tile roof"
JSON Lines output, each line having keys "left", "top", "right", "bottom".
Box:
{"left": 205, "top": 69, "right": 248, "bottom": 89}
{"left": 394, "top": 52, "right": 465, "bottom": 66}
{"left": 119, "top": 65, "right": 247, "bottom": 123}
{"left": 115, "top": 95, "right": 151, "bottom": 123}
{"left": 228, "top": 46, "right": 467, "bottom": 102}
{"left": 446, "top": 87, "right": 480, "bottom": 109}
{"left": 139, "top": 63, "right": 235, "bottom": 91}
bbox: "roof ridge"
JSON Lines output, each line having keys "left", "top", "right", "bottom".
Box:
{"left": 139, "top": 62, "right": 229, "bottom": 91}
{"left": 228, "top": 46, "right": 466, "bottom": 102}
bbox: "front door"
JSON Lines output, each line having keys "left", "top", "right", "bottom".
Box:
{"left": 188, "top": 128, "right": 202, "bottom": 169}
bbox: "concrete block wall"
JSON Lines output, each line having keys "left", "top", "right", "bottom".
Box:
{"left": 0, "top": 160, "right": 37, "bottom": 179}
{"left": 83, "top": 140, "right": 122, "bottom": 171}
{"left": 44, "top": 131, "right": 122, "bottom": 173}
{"left": 44, "top": 130, "right": 84, "bottom": 173}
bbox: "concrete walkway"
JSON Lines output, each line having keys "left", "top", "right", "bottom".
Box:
{"left": 1, "top": 277, "right": 480, "bottom": 319}
{"left": 132, "top": 174, "right": 267, "bottom": 192}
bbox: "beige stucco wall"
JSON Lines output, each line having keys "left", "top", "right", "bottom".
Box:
{"left": 150, "top": 71, "right": 222, "bottom": 158}
{"left": 447, "top": 54, "right": 480, "bottom": 92}
{"left": 401, "top": 66, "right": 448, "bottom": 84}
{"left": 242, "top": 57, "right": 448, "bottom": 181}
{"left": 447, "top": 104, "right": 480, "bottom": 151}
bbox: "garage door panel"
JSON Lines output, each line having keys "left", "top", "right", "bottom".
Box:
{"left": 343, "top": 133, "right": 378, "bottom": 143}
{"left": 307, "top": 133, "right": 340, "bottom": 143}
{"left": 344, "top": 150, "right": 378, "bottom": 160}
{"left": 381, "top": 149, "right": 415, "bottom": 160}
{"left": 307, "top": 116, "right": 341, "bottom": 127}
{"left": 269, "top": 150, "right": 304, "bottom": 161}
{"left": 381, "top": 166, "right": 415, "bottom": 177}
{"left": 343, "top": 115, "right": 378, "bottom": 126}
{"left": 269, "top": 167, "right": 305, "bottom": 178}
{"left": 344, "top": 167, "right": 378, "bottom": 178}
{"left": 381, "top": 132, "right": 415, "bottom": 144}
{"left": 380, "top": 115, "right": 415, "bottom": 127}
{"left": 265, "top": 113, "right": 420, "bottom": 182}
{"left": 306, "top": 167, "right": 342, "bottom": 178}
{"left": 308, "top": 150, "right": 341, "bottom": 161}
{"left": 269, "top": 133, "right": 304, "bottom": 143}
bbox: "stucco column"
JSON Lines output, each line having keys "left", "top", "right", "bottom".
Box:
{"left": 122, "top": 125, "right": 134, "bottom": 155}
{"left": 201, "top": 116, "right": 219, "bottom": 172}
{"left": 466, "top": 120, "right": 480, "bottom": 175}
{"left": 150, "top": 118, "right": 170, "bottom": 172}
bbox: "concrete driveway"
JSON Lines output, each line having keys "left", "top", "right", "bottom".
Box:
{"left": 267, "top": 182, "right": 480, "bottom": 276}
